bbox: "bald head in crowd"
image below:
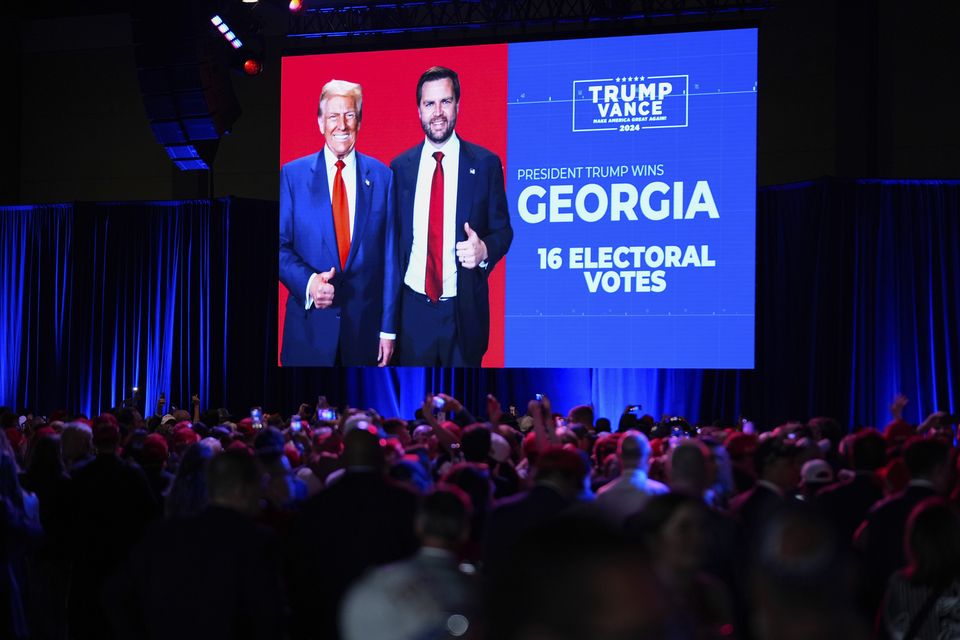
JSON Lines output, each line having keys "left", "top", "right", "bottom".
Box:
{"left": 618, "top": 430, "right": 652, "bottom": 472}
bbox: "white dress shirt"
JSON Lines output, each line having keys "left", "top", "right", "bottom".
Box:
{"left": 323, "top": 144, "right": 358, "bottom": 232}
{"left": 404, "top": 132, "right": 460, "bottom": 298}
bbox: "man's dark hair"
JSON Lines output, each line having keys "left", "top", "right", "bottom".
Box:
{"left": 498, "top": 412, "right": 520, "bottom": 430}
{"left": 905, "top": 498, "right": 960, "bottom": 587}
{"left": 618, "top": 412, "right": 638, "bottom": 433}
{"left": 115, "top": 407, "right": 136, "bottom": 427}
{"left": 418, "top": 486, "right": 472, "bottom": 545}
{"left": 201, "top": 409, "right": 221, "bottom": 428}
{"left": 416, "top": 66, "right": 460, "bottom": 104}
{"left": 903, "top": 437, "right": 950, "bottom": 479}
{"left": 850, "top": 429, "right": 886, "bottom": 471}
{"left": 382, "top": 418, "right": 408, "bottom": 438}
{"left": 568, "top": 404, "right": 594, "bottom": 428}
{"left": 753, "top": 436, "right": 799, "bottom": 476}
{"left": 253, "top": 427, "right": 285, "bottom": 457}
{"left": 669, "top": 439, "right": 709, "bottom": 488}
{"left": 342, "top": 427, "right": 385, "bottom": 470}
{"left": 808, "top": 416, "right": 843, "bottom": 446}
{"left": 461, "top": 425, "right": 491, "bottom": 463}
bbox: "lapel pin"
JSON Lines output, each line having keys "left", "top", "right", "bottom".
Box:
{"left": 364, "top": 179, "right": 371, "bottom": 187}
{"left": 469, "top": 168, "right": 476, "bottom": 175}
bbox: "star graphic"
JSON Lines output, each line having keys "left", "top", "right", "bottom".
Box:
{"left": 615, "top": 76, "right": 621, "bottom": 82}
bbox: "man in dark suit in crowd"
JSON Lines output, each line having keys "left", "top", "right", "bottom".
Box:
{"left": 729, "top": 435, "right": 801, "bottom": 535}
{"left": 483, "top": 446, "right": 586, "bottom": 576}
{"left": 816, "top": 428, "right": 886, "bottom": 543}
{"left": 106, "top": 450, "right": 285, "bottom": 640}
{"left": 279, "top": 79, "right": 399, "bottom": 366}
{"left": 68, "top": 419, "right": 159, "bottom": 640}
{"left": 391, "top": 66, "right": 513, "bottom": 366}
{"left": 339, "top": 488, "right": 478, "bottom": 640}
{"left": 854, "top": 436, "right": 951, "bottom": 610}
{"left": 286, "top": 427, "right": 419, "bottom": 640}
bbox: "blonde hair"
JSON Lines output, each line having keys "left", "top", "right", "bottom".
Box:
{"left": 318, "top": 79, "right": 363, "bottom": 121}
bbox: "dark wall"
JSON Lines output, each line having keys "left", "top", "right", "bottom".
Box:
{"left": 3, "top": 0, "right": 959, "bottom": 206}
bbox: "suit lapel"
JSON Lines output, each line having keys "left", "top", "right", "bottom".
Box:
{"left": 309, "top": 151, "right": 339, "bottom": 268}
{"left": 345, "top": 153, "right": 371, "bottom": 272}
{"left": 400, "top": 144, "right": 424, "bottom": 264}
{"left": 456, "top": 141, "right": 475, "bottom": 237}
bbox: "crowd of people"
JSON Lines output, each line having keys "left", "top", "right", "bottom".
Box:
{"left": 2, "top": 391, "right": 960, "bottom": 640}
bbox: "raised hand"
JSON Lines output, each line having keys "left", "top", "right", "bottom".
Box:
{"left": 436, "top": 393, "right": 463, "bottom": 414}
{"left": 487, "top": 394, "right": 503, "bottom": 425}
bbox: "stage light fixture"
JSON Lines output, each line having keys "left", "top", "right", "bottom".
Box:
{"left": 210, "top": 15, "right": 243, "bottom": 49}
{"left": 243, "top": 58, "right": 263, "bottom": 76}
{"left": 289, "top": 0, "right": 303, "bottom": 12}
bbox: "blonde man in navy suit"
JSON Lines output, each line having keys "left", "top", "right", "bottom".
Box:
{"left": 279, "top": 79, "right": 399, "bottom": 366}
{"left": 391, "top": 66, "right": 513, "bottom": 366}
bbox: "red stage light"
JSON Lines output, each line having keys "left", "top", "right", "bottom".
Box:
{"left": 243, "top": 59, "right": 263, "bottom": 76}
{"left": 289, "top": 0, "right": 303, "bottom": 11}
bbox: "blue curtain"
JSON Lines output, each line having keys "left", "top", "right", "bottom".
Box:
{"left": 0, "top": 200, "right": 249, "bottom": 418}
{"left": 1, "top": 180, "right": 957, "bottom": 428}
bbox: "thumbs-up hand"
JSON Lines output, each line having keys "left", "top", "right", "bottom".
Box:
{"left": 310, "top": 267, "right": 336, "bottom": 308}
{"left": 455, "top": 222, "right": 488, "bottom": 270}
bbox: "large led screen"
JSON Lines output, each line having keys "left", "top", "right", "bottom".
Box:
{"left": 279, "top": 28, "right": 757, "bottom": 368}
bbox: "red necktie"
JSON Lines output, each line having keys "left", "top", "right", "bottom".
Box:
{"left": 425, "top": 151, "right": 444, "bottom": 302}
{"left": 332, "top": 159, "right": 350, "bottom": 270}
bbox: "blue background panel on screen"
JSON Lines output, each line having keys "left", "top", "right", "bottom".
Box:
{"left": 505, "top": 29, "right": 757, "bottom": 368}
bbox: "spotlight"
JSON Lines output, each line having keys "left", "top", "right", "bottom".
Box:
{"left": 289, "top": 0, "right": 303, "bottom": 12}
{"left": 243, "top": 58, "right": 263, "bottom": 76}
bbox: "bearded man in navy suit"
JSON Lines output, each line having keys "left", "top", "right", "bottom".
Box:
{"left": 391, "top": 66, "right": 513, "bottom": 367}
{"left": 279, "top": 79, "right": 399, "bottom": 366}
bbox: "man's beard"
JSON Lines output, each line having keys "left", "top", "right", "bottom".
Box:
{"left": 422, "top": 115, "right": 456, "bottom": 145}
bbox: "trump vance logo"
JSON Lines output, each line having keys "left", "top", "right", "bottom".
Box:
{"left": 572, "top": 75, "right": 689, "bottom": 133}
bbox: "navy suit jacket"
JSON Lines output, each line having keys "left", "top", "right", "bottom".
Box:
{"left": 279, "top": 149, "right": 399, "bottom": 366}
{"left": 856, "top": 483, "right": 938, "bottom": 609}
{"left": 391, "top": 138, "right": 513, "bottom": 365}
